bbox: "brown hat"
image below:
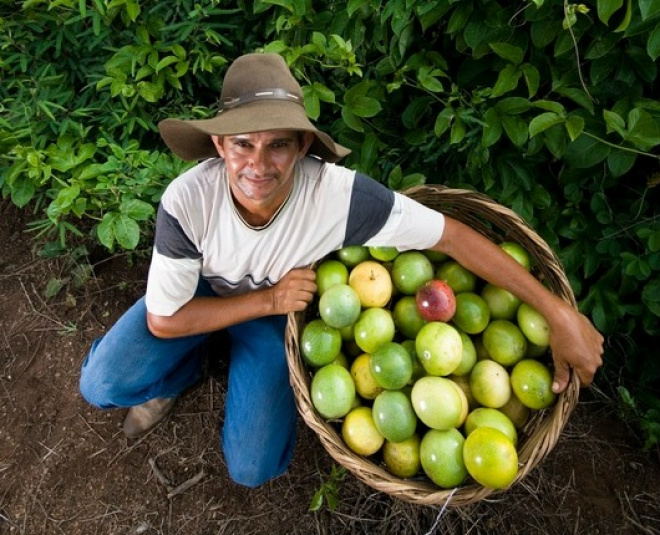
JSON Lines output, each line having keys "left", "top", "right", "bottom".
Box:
{"left": 158, "top": 53, "right": 351, "bottom": 163}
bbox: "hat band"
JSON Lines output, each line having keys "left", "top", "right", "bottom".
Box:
{"left": 220, "top": 88, "right": 304, "bottom": 111}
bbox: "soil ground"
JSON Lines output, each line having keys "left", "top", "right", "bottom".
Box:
{"left": 1, "top": 198, "right": 659, "bottom": 535}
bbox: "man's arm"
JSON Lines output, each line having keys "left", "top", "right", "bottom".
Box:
{"left": 146, "top": 268, "right": 317, "bottom": 338}
{"left": 433, "top": 216, "right": 604, "bottom": 393}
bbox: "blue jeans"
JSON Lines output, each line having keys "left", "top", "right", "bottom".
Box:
{"left": 79, "top": 280, "right": 297, "bottom": 488}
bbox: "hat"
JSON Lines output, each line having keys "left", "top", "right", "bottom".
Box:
{"left": 158, "top": 53, "right": 351, "bottom": 163}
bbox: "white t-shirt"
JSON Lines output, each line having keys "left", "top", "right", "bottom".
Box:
{"left": 146, "top": 157, "right": 445, "bottom": 316}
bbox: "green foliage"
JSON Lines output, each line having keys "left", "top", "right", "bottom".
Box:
{"left": 309, "top": 464, "right": 346, "bottom": 512}
{"left": 1, "top": 0, "right": 659, "bottom": 446}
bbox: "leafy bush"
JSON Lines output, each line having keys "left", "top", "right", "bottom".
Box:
{"left": 1, "top": 0, "right": 659, "bottom": 446}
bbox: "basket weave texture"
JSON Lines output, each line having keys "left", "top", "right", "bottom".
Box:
{"left": 285, "top": 185, "right": 580, "bottom": 507}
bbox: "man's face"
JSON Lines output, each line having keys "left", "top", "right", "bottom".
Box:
{"left": 212, "top": 131, "right": 313, "bottom": 218}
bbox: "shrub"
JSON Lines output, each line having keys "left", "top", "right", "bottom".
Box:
{"left": 1, "top": 0, "right": 658, "bottom": 446}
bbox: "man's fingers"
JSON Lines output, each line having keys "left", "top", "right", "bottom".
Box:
{"left": 552, "top": 360, "right": 571, "bottom": 394}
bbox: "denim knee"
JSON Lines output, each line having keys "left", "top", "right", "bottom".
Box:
{"left": 223, "top": 432, "right": 296, "bottom": 488}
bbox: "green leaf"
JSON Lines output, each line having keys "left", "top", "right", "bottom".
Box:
{"left": 120, "top": 199, "right": 154, "bottom": 220}
{"left": 434, "top": 108, "right": 454, "bottom": 137}
{"left": 521, "top": 64, "right": 540, "bottom": 98}
{"left": 309, "top": 489, "right": 324, "bottom": 511}
{"left": 614, "top": 0, "right": 632, "bottom": 32}
{"left": 597, "top": 0, "right": 624, "bottom": 25}
{"left": 491, "top": 65, "right": 522, "bottom": 98}
{"left": 501, "top": 115, "right": 528, "bottom": 146}
{"left": 447, "top": 1, "right": 472, "bottom": 34}
{"left": 607, "top": 151, "right": 637, "bottom": 177}
{"left": 639, "top": 0, "right": 660, "bottom": 19}
{"left": 603, "top": 109, "right": 627, "bottom": 137}
{"left": 114, "top": 214, "right": 141, "bottom": 250}
{"left": 564, "top": 135, "right": 611, "bottom": 168}
{"left": 341, "top": 107, "right": 364, "bottom": 133}
{"left": 532, "top": 100, "right": 566, "bottom": 115}
{"left": 97, "top": 213, "right": 117, "bottom": 250}
{"left": 45, "top": 278, "right": 65, "bottom": 299}
{"left": 627, "top": 108, "right": 660, "bottom": 150}
{"left": 489, "top": 42, "right": 524, "bottom": 64}
{"left": 543, "top": 124, "right": 568, "bottom": 159}
{"left": 555, "top": 87, "right": 595, "bottom": 115}
{"left": 565, "top": 116, "right": 585, "bottom": 141}
{"left": 482, "top": 107, "right": 503, "bottom": 147}
{"left": 360, "top": 133, "right": 379, "bottom": 172}
{"left": 155, "top": 55, "right": 178, "bottom": 73}
{"left": 11, "top": 178, "right": 36, "bottom": 208}
{"left": 347, "top": 0, "right": 369, "bottom": 17}
{"left": 529, "top": 112, "right": 564, "bottom": 137}
{"left": 495, "top": 97, "right": 531, "bottom": 115}
{"left": 647, "top": 25, "right": 660, "bottom": 60}
{"left": 450, "top": 117, "right": 466, "bottom": 144}
{"left": 388, "top": 165, "right": 403, "bottom": 190}
{"left": 346, "top": 96, "right": 381, "bottom": 118}
{"left": 302, "top": 87, "right": 321, "bottom": 120}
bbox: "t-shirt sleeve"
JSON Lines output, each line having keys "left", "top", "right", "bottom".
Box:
{"left": 343, "top": 172, "right": 395, "bottom": 246}
{"left": 363, "top": 191, "right": 445, "bottom": 251}
{"left": 145, "top": 201, "right": 203, "bottom": 316}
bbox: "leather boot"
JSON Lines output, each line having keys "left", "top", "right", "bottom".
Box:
{"left": 122, "top": 397, "right": 176, "bottom": 439}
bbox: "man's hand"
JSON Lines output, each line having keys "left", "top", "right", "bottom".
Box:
{"left": 547, "top": 301, "right": 604, "bottom": 393}
{"left": 268, "top": 267, "right": 317, "bottom": 315}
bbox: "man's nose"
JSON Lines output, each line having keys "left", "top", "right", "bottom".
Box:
{"left": 248, "top": 148, "right": 269, "bottom": 173}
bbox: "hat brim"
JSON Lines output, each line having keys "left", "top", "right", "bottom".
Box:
{"left": 158, "top": 100, "right": 350, "bottom": 163}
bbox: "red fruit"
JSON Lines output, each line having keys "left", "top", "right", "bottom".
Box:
{"left": 415, "top": 280, "right": 456, "bottom": 322}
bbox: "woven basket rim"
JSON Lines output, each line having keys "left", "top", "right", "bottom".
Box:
{"left": 285, "top": 184, "right": 580, "bottom": 507}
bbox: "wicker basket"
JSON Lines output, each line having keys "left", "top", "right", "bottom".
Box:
{"left": 285, "top": 184, "right": 579, "bottom": 507}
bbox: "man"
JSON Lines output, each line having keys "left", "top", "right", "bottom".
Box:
{"left": 80, "top": 53, "right": 604, "bottom": 488}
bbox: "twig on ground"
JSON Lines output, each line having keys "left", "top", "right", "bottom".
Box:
{"left": 148, "top": 457, "right": 206, "bottom": 500}
{"left": 166, "top": 469, "right": 205, "bottom": 500}
{"left": 148, "top": 457, "right": 173, "bottom": 490}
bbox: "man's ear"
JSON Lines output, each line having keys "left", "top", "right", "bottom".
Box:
{"left": 211, "top": 135, "right": 225, "bottom": 158}
{"left": 299, "top": 131, "right": 315, "bottom": 157}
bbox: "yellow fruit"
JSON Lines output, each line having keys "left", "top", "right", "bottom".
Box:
{"left": 469, "top": 359, "right": 511, "bottom": 409}
{"left": 382, "top": 434, "right": 422, "bottom": 478}
{"left": 449, "top": 374, "right": 479, "bottom": 411}
{"left": 411, "top": 376, "right": 464, "bottom": 430}
{"left": 463, "top": 427, "right": 518, "bottom": 489}
{"left": 464, "top": 407, "right": 518, "bottom": 447}
{"left": 350, "top": 353, "right": 384, "bottom": 400}
{"left": 415, "top": 321, "right": 463, "bottom": 376}
{"left": 499, "top": 392, "right": 530, "bottom": 429}
{"left": 342, "top": 406, "right": 385, "bottom": 456}
{"left": 349, "top": 260, "right": 393, "bottom": 308}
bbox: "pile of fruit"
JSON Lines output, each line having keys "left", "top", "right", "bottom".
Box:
{"left": 301, "top": 243, "right": 557, "bottom": 490}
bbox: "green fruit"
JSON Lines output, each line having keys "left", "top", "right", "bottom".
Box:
{"left": 301, "top": 319, "right": 342, "bottom": 367}
{"left": 311, "top": 364, "right": 356, "bottom": 419}
{"left": 318, "top": 283, "right": 361, "bottom": 329}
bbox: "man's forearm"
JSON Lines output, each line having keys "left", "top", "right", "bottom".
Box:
{"left": 147, "top": 291, "right": 275, "bottom": 339}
